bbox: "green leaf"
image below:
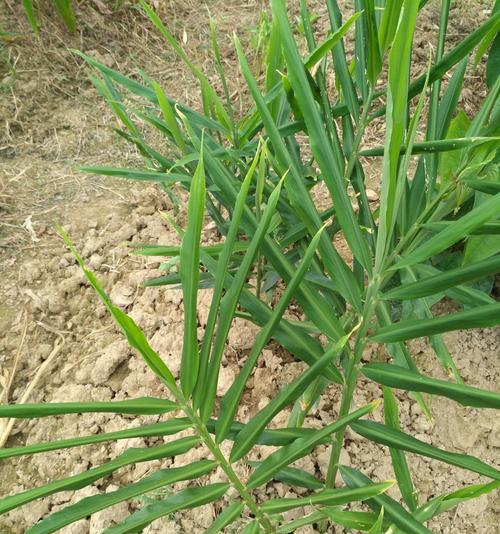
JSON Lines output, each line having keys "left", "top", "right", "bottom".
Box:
{"left": 59, "top": 228, "right": 176, "bottom": 387}
{"left": 26, "top": 461, "right": 216, "bottom": 534}
{"left": 362, "top": 363, "right": 500, "bottom": 409}
{"left": 360, "top": 137, "right": 497, "bottom": 157}
{"left": 260, "top": 481, "right": 394, "bottom": 514}
{"left": 383, "top": 255, "right": 500, "bottom": 300}
{"left": 370, "top": 302, "right": 500, "bottom": 342}
{"left": 0, "top": 437, "right": 200, "bottom": 515}
{"left": 180, "top": 146, "right": 206, "bottom": 396}
{"left": 391, "top": 194, "right": 500, "bottom": 270}
{"left": 201, "top": 174, "right": 285, "bottom": 422}
{"left": 247, "top": 403, "right": 377, "bottom": 488}
{"left": 0, "top": 398, "right": 178, "bottom": 419}
{"left": 151, "top": 80, "right": 186, "bottom": 152}
{"left": 461, "top": 178, "right": 500, "bottom": 195}
{"left": 103, "top": 483, "right": 229, "bottom": 533}
{"left": 247, "top": 461, "right": 323, "bottom": 490}
{"left": 378, "top": 0, "right": 403, "bottom": 53}
{"left": 376, "top": 0, "right": 419, "bottom": 261}
{"left": 194, "top": 143, "right": 261, "bottom": 412}
{"left": 79, "top": 167, "right": 191, "bottom": 184}
{"left": 340, "top": 466, "right": 432, "bottom": 534}
{"left": 54, "top": 0, "right": 77, "bottom": 32}
{"left": 205, "top": 501, "right": 244, "bottom": 534}
{"left": 362, "top": 0, "right": 382, "bottom": 86}
{"left": 383, "top": 387, "right": 418, "bottom": 511}
{"left": 241, "top": 520, "right": 261, "bottom": 534}
{"left": 272, "top": 0, "right": 372, "bottom": 272}
{"left": 22, "top": 0, "right": 39, "bottom": 35}
{"left": 320, "top": 509, "right": 381, "bottom": 531}
{"left": 230, "top": 331, "right": 350, "bottom": 462}
{"left": 438, "top": 111, "right": 471, "bottom": 184}
{"left": 352, "top": 420, "right": 500, "bottom": 480}
{"left": 305, "top": 12, "right": 361, "bottom": 69}
{"left": 367, "top": 508, "right": 384, "bottom": 534}
{"left": 0, "top": 419, "right": 191, "bottom": 460}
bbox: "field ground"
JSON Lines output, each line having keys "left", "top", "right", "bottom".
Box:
{"left": 0, "top": 1, "right": 498, "bottom": 532}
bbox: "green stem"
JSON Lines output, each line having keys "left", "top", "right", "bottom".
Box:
{"left": 325, "top": 279, "right": 380, "bottom": 488}
{"left": 179, "top": 399, "right": 274, "bottom": 533}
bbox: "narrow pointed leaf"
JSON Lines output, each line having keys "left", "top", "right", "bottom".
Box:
{"left": 362, "top": 363, "right": 500, "bottom": 409}
{"left": 0, "top": 419, "right": 191, "bottom": 460}
{"left": 370, "top": 303, "right": 500, "bottom": 342}
{"left": 305, "top": 12, "right": 361, "bottom": 69}
{"left": 103, "top": 483, "right": 229, "bottom": 534}
{"left": 260, "top": 482, "right": 393, "bottom": 514}
{"left": 0, "top": 398, "right": 178, "bottom": 419}
{"left": 0, "top": 437, "right": 200, "bottom": 515}
{"left": 180, "top": 149, "right": 206, "bottom": 396}
{"left": 60, "top": 228, "right": 176, "bottom": 387}
{"left": 205, "top": 501, "right": 244, "bottom": 534}
{"left": 247, "top": 461, "right": 323, "bottom": 490}
{"left": 352, "top": 420, "right": 500, "bottom": 480}
{"left": 383, "top": 255, "right": 500, "bottom": 300}
{"left": 340, "top": 466, "right": 432, "bottom": 534}
{"left": 391, "top": 194, "right": 500, "bottom": 270}
{"left": 26, "top": 461, "right": 216, "bottom": 534}
{"left": 383, "top": 387, "right": 418, "bottom": 511}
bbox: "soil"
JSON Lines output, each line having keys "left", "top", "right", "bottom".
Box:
{"left": 0, "top": 1, "right": 498, "bottom": 533}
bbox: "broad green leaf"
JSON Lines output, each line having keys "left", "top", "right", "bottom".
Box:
{"left": 260, "top": 482, "right": 393, "bottom": 514}
{"left": 0, "top": 437, "right": 200, "bottom": 515}
{"left": 383, "top": 255, "right": 500, "bottom": 300}
{"left": 247, "top": 461, "right": 323, "bottom": 490}
{"left": 391, "top": 194, "right": 500, "bottom": 270}
{"left": 362, "top": 363, "right": 500, "bottom": 409}
{"left": 0, "top": 398, "right": 178, "bottom": 419}
{"left": 340, "top": 466, "right": 432, "bottom": 534}
{"left": 180, "top": 148, "right": 206, "bottom": 396}
{"left": 60, "top": 228, "right": 176, "bottom": 387}
{"left": 383, "top": 387, "right": 418, "bottom": 511}
{"left": 439, "top": 110, "right": 471, "bottom": 184}
{"left": 0, "top": 419, "right": 191, "bottom": 460}
{"left": 247, "top": 403, "right": 377, "bottom": 488}
{"left": 205, "top": 501, "right": 244, "bottom": 534}
{"left": 26, "top": 461, "right": 216, "bottom": 534}
{"left": 370, "top": 302, "right": 500, "bottom": 342}
{"left": 103, "top": 483, "right": 229, "bottom": 533}
{"left": 352, "top": 420, "right": 500, "bottom": 480}
{"left": 230, "top": 331, "right": 349, "bottom": 461}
